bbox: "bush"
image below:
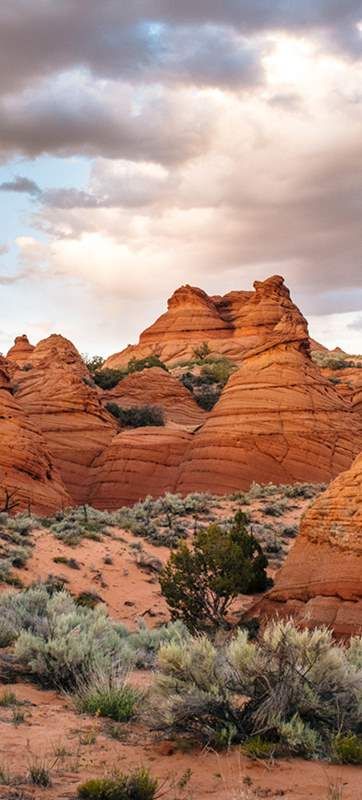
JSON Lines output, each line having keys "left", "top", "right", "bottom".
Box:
{"left": 331, "top": 733, "right": 362, "bottom": 764}
{"left": 241, "top": 735, "right": 279, "bottom": 760}
{"left": 148, "top": 620, "right": 362, "bottom": 756}
{"left": 82, "top": 355, "right": 105, "bottom": 374}
{"left": 160, "top": 511, "right": 268, "bottom": 631}
{"left": 127, "top": 355, "right": 168, "bottom": 373}
{"left": 0, "top": 586, "right": 188, "bottom": 685}
{"left": 93, "top": 368, "right": 126, "bottom": 389}
{"left": 74, "top": 669, "right": 140, "bottom": 721}
{"left": 77, "top": 768, "right": 158, "bottom": 800}
{"left": 106, "top": 403, "right": 165, "bottom": 428}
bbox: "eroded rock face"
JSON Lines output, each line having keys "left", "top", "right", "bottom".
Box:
{"left": 12, "top": 335, "right": 117, "bottom": 504}
{"left": 176, "top": 343, "right": 362, "bottom": 495}
{"left": 6, "top": 334, "right": 34, "bottom": 366}
{"left": 104, "top": 276, "right": 309, "bottom": 368}
{"left": 102, "top": 367, "right": 205, "bottom": 430}
{"left": 250, "top": 452, "right": 362, "bottom": 637}
{"left": 89, "top": 428, "right": 193, "bottom": 508}
{"left": 0, "top": 357, "right": 71, "bottom": 514}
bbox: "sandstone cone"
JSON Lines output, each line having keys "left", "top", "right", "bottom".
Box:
{"left": 102, "top": 367, "right": 205, "bottom": 430}
{"left": 0, "top": 357, "right": 71, "bottom": 514}
{"left": 104, "top": 275, "right": 309, "bottom": 368}
{"left": 12, "top": 335, "right": 117, "bottom": 504}
{"left": 6, "top": 334, "right": 34, "bottom": 366}
{"left": 249, "top": 452, "right": 362, "bottom": 637}
{"left": 176, "top": 341, "right": 362, "bottom": 495}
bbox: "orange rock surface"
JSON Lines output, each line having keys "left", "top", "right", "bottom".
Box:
{"left": 105, "top": 275, "right": 309, "bottom": 368}
{"left": 89, "top": 427, "right": 192, "bottom": 508}
{"left": 11, "top": 335, "right": 117, "bottom": 504}
{"left": 177, "top": 344, "right": 362, "bottom": 495}
{"left": 102, "top": 367, "right": 205, "bottom": 430}
{"left": 0, "top": 357, "right": 71, "bottom": 514}
{"left": 6, "top": 334, "right": 34, "bottom": 366}
{"left": 250, "top": 452, "right": 362, "bottom": 636}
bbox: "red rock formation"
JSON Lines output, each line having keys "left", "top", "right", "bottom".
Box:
{"left": 104, "top": 276, "right": 309, "bottom": 368}
{"left": 176, "top": 345, "right": 362, "bottom": 496}
{"left": 13, "top": 335, "right": 117, "bottom": 504}
{"left": 250, "top": 452, "right": 362, "bottom": 637}
{"left": 6, "top": 334, "right": 34, "bottom": 366}
{"left": 89, "top": 428, "right": 192, "bottom": 508}
{"left": 0, "top": 357, "right": 71, "bottom": 514}
{"left": 102, "top": 367, "right": 205, "bottom": 430}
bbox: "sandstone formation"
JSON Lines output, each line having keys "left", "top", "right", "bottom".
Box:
{"left": 102, "top": 367, "right": 205, "bottom": 430}
{"left": 11, "top": 335, "right": 117, "bottom": 504}
{"left": 104, "top": 276, "right": 309, "bottom": 368}
{"left": 250, "top": 452, "right": 362, "bottom": 637}
{"left": 6, "top": 334, "right": 34, "bottom": 366}
{"left": 0, "top": 357, "right": 71, "bottom": 514}
{"left": 89, "top": 428, "right": 192, "bottom": 508}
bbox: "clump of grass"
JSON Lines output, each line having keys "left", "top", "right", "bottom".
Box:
{"left": 28, "top": 758, "right": 52, "bottom": 787}
{"left": 53, "top": 556, "right": 80, "bottom": 570}
{"left": 76, "top": 591, "right": 103, "bottom": 609}
{"left": 74, "top": 671, "right": 140, "bottom": 722}
{"left": 0, "top": 689, "right": 19, "bottom": 707}
{"left": 241, "top": 736, "right": 279, "bottom": 760}
{"left": 331, "top": 733, "right": 362, "bottom": 764}
{"left": 77, "top": 767, "right": 158, "bottom": 800}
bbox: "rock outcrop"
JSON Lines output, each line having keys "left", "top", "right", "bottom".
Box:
{"left": 6, "top": 334, "right": 34, "bottom": 366}
{"left": 89, "top": 428, "right": 192, "bottom": 508}
{"left": 250, "top": 452, "right": 362, "bottom": 637}
{"left": 0, "top": 357, "right": 71, "bottom": 514}
{"left": 102, "top": 367, "right": 205, "bottom": 430}
{"left": 12, "top": 335, "right": 117, "bottom": 504}
{"left": 104, "top": 276, "right": 309, "bottom": 368}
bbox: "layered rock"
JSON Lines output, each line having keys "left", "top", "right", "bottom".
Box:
{"left": 104, "top": 276, "right": 309, "bottom": 368}
{"left": 176, "top": 340, "right": 362, "bottom": 495}
{"left": 250, "top": 452, "right": 362, "bottom": 637}
{"left": 0, "top": 357, "right": 71, "bottom": 514}
{"left": 12, "top": 335, "right": 117, "bottom": 504}
{"left": 89, "top": 428, "right": 193, "bottom": 508}
{"left": 102, "top": 367, "right": 205, "bottom": 430}
{"left": 6, "top": 334, "right": 34, "bottom": 366}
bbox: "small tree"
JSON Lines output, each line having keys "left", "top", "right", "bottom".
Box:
{"left": 159, "top": 511, "right": 268, "bottom": 632}
{"left": 192, "top": 341, "right": 211, "bottom": 362}
{"left": 82, "top": 354, "right": 105, "bottom": 374}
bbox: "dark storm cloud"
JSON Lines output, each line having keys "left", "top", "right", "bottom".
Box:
{"left": 0, "top": 85, "right": 215, "bottom": 164}
{"left": 0, "top": 1, "right": 360, "bottom": 97}
{"left": 0, "top": 175, "right": 41, "bottom": 195}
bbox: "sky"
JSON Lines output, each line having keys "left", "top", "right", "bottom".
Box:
{"left": 0, "top": 1, "right": 361, "bottom": 357}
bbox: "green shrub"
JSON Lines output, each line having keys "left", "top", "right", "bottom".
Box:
{"left": 77, "top": 768, "right": 158, "bottom": 800}
{"left": 148, "top": 620, "right": 362, "bottom": 756}
{"left": 93, "top": 368, "right": 126, "bottom": 389}
{"left": 127, "top": 355, "right": 168, "bottom": 373}
{"left": 0, "top": 586, "right": 188, "bottom": 685}
{"left": 74, "top": 671, "right": 140, "bottom": 722}
{"left": 160, "top": 511, "right": 268, "bottom": 631}
{"left": 331, "top": 733, "right": 362, "bottom": 764}
{"left": 106, "top": 403, "right": 165, "bottom": 427}
{"left": 241, "top": 735, "right": 279, "bottom": 760}
{"left": 82, "top": 354, "right": 105, "bottom": 374}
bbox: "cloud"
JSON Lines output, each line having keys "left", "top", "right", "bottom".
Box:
{"left": 0, "top": 78, "right": 218, "bottom": 163}
{"left": 348, "top": 315, "right": 362, "bottom": 330}
{"left": 0, "top": 243, "right": 8, "bottom": 256}
{"left": 0, "top": 174, "right": 41, "bottom": 195}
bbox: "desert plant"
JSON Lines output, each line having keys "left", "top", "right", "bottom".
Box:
{"left": 106, "top": 403, "right": 165, "bottom": 427}
{"left": 127, "top": 355, "right": 168, "bottom": 373}
{"left": 331, "top": 733, "right": 362, "bottom": 764}
{"left": 148, "top": 620, "right": 362, "bottom": 755}
{"left": 77, "top": 768, "right": 158, "bottom": 800}
{"left": 74, "top": 669, "right": 140, "bottom": 722}
{"left": 160, "top": 511, "right": 268, "bottom": 631}
{"left": 93, "top": 367, "right": 127, "bottom": 389}
{"left": 241, "top": 735, "right": 279, "bottom": 760}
